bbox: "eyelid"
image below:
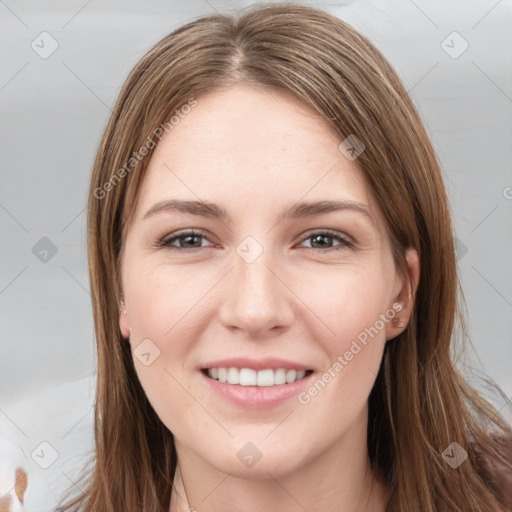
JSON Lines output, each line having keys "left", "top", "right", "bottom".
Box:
{"left": 158, "top": 229, "right": 214, "bottom": 250}
{"left": 295, "top": 229, "right": 355, "bottom": 250}
{"left": 157, "top": 228, "right": 355, "bottom": 252}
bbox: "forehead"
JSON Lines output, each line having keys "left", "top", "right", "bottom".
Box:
{"left": 132, "top": 85, "right": 384, "bottom": 230}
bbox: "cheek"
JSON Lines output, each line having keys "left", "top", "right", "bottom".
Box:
{"left": 294, "top": 262, "right": 393, "bottom": 348}
{"left": 133, "top": 359, "right": 205, "bottom": 445}
{"left": 294, "top": 264, "right": 391, "bottom": 404}
{"left": 125, "top": 257, "right": 206, "bottom": 340}
{"left": 123, "top": 258, "right": 216, "bottom": 431}
{"left": 296, "top": 296, "right": 387, "bottom": 437}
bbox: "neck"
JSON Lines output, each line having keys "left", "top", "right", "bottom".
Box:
{"left": 169, "top": 407, "right": 388, "bottom": 512}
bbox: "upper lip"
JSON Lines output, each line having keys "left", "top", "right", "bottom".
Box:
{"left": 201, "top": 357, "right": 312, "bottom": 371}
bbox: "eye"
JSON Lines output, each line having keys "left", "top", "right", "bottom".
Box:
{"left": 156, "top": 229, "right": 354, "bottom": 252}
{"left": 158, "top": 230, "right": 213, "bottom": 251}
{"left": 297, "top": 230, "right": 354, "bottom": 251}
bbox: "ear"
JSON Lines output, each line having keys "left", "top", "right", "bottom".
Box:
{"left": 119, "top": 298, "right": 131, "bottom": 339}
{"left": 385, "top": 247, "right": 420, "bottom": 340}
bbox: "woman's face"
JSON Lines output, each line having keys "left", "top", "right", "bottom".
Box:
{"left": 119, "top": 85, "right": 418, "bottom": 478}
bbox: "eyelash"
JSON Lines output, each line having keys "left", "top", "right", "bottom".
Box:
{"left": 156, "top": 229, "right": 355, "bottom": 252}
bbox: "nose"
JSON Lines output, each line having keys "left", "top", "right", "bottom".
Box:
{"left": 218, "top": 249, "right": 295, "bottom": 337}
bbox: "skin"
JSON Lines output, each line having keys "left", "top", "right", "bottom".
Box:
{"left": 118, "top": 85, "right": 420, "bottom": 512}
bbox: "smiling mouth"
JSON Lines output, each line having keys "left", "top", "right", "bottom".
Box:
{"left": 201, "top": 367, "right": 314, "bottom": 386}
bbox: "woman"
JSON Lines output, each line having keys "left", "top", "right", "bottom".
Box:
{"left": 57, "top": 3, "right": 512, "bottom": 511}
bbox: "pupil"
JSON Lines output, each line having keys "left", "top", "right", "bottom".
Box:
{"left": 312, "top": 234, "right": 331, "bottom": 248}
{"left": 184, "top": 235, "right": 200, "bottom": 247}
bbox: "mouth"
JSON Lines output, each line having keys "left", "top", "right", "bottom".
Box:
{"left": 201, "top": 367, "right": 314, "bottom": 386}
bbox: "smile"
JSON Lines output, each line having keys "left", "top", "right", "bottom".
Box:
{"left": 203, "top": 367, "right": 314, "bottom": 386}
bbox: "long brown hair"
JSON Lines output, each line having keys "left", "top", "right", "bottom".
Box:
{"left": 57, "top": 3, "right": 512, "bottom": 511}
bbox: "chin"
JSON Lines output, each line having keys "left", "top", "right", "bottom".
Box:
{"left": 204, "top": 441, "right": 310, "bottom": 479}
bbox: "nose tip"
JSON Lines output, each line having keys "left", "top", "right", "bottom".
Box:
{"left": 218, "top": 255, "right": 294, "bottom": 337}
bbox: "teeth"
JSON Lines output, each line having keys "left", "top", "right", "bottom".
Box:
{"left": 274, "top": 368, "right": 286, "bottom": 385}
{"left": 206, "top": 367, "right": 308, "bottom": 386}
{"left": 227, "top": 367, "right": 239, "bottom": 384}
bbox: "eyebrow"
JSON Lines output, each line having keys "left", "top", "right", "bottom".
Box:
{"left": 143, "top": 199, "right": 373, "bottom": 224}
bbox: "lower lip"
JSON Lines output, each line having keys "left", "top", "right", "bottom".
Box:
{"left": 200, "top": 370, "right": 314, "bottom": 409}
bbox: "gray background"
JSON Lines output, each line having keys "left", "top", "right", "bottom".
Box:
{"left": 1, "top": 1, "right": 511, "bottom": 510}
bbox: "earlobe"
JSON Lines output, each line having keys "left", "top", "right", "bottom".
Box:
{"left": 119, "top": 300, "right": 131, "bottom": 339}
{"left": 385, "top": 248, "right": 420, "bottom": 340}
{"left": 406, "top": 248, "right": 420, "bottom": 301}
